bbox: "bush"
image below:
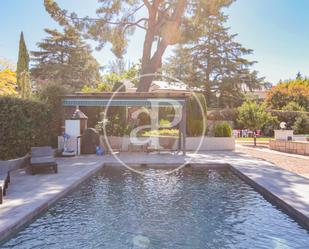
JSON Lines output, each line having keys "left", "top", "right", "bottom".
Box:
{"left": 142, "top": 129, "right": 179, "bottom": 137}
{"left": 237, "top": 100, "right": 277, "bottom": 131}
{"left": 186, "top": 93, "right": 207, "bottom": 137}
{"left": 270, "top": 110, "right": 308, "bottom": 130}
{"left": 160, "top": 119, "right": 172, "bottom": 128}
{"left": 0, "top": 96, "right": 51, "bottom": 160}
{"left": 282, "top": 101, "right": 305, "bottom": 112}
{"left": 292, "top": 114, "right": 309, "bottom": 134}
{"left": 214, "top": 122, "right": 232, "bottom": 137}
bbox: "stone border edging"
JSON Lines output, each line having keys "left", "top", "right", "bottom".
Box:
{"left": 229, "top": 164, "right": 309, "bottom": 230}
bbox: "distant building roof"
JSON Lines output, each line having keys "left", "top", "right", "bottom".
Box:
{"left": 240, "top": 83, "right": 271, "bottom": 100}
{"left": 125, "top": 80, "right": 202, "bottom": 93}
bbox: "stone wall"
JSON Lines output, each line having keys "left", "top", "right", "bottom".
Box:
{"left": 269, "top": 140, "right": 309, "bottom": 156}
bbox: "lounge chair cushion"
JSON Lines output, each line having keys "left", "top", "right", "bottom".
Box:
{"left": 0, "top": 165, "right": 9, "bottom": 184}
{"left": 31, "top": 147, "right": 54, "bottom": 158}
{"left": 31, "top": 156, "right": 56, "bottom": 165}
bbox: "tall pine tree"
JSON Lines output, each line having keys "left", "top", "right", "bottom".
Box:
{"left": 44, "top": 0, "right": 234, "bottom": 92}
{"left": 16, "top": 32, "right": 30, "bottom": 90}
{"left": 31, "top": 28, "right": 101, "bottom": 91}
{"left": 165, "top": 12, "right": 264, "bottom": 107}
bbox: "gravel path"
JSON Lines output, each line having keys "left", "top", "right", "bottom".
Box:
{"left": 237, "top": 145, "right": 309, "bottom": 178}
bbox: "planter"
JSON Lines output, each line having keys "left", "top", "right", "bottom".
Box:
{"left": 101, "top": 136, "right": 235, "bottom": 152}
{"left": 274, "top": 130, "right": 294, "bottom": 141}
{"left": 186, "top": 137, "right": 235, "bottom": 151}
{"left": 158, "top": 136, "right": 179, "bottom": 150}
{"left": 103, "top": 136, "right": 123, "bottom": 151}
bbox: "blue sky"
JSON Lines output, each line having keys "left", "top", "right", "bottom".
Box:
{"left": 1, "top": 0, "right": 309, "bottom": 84}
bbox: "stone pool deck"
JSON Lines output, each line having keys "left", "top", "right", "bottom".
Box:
{"left": 0, "top": 151, "right": 309, "bottom": 241}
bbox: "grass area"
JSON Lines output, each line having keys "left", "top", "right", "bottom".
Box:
{"left": 236, "top": 137, "right": 272, "bottom": 141}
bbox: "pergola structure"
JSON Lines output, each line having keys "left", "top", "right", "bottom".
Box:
{"left": 62, "top": 92, "right": 190, "bottom": 155}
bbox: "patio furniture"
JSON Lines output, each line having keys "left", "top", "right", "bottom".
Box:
{"left": 29, "top": 147, "right": 58, "bottom": 175}
{"left": 0, "top": 165, "right": 9, "bottom": 204}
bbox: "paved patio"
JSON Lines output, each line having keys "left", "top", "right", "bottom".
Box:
{"left": 0, "top": 151, "right": 309, "bottom": 242}
{"left": 237, "top": 144, "right": 309, "bottom": 178}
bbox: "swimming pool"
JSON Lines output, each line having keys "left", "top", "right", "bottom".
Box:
{"left": 1, "top": 167, "right": 309, "bottom": 248}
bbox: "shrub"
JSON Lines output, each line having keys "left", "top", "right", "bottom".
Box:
{"left": 292, "top": 114, "right": 309, "bottom": 134}
{"left": 237, "top": 100, "right": 277, "bottom": 131}
{"left": 270, "top": 110, "right": 308, "bottom": 130}
{"left": 282, "top": 101, "right": 305, "bottom": 112}
{"left": 81, "top": 82, "right": 112, "bottom": 93}
{"left": 142, "top": 129, "right": 179, "bottom": 137}
{"left": 0, "top": 96, "right": 51, "bottom": 160}
{"left": 159, "top": 119, "right": 172, "bottom": 128}
{"left": 106, "top": 81, "right": 127, "bottom": 125}
{"left": 214, "top": 122, "right": 232, "bottom": 137}
{"left": 186, "top": 93, "right": 207, "bottom": 137}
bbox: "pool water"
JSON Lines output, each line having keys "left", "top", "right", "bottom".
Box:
{"left": 1, "top": 167, "right": 309, "bottom": 249}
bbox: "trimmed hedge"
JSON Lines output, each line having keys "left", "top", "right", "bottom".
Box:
{"left": 186, "top": 93, "right": 207, "bottom": 137}
{"left": 0, "top": 96, "right": 51, "bottom": 160}
{"left": 214, "top": 122, "right": 232, "bottom": 137}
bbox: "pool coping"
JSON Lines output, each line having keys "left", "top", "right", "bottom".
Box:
{"left": 0, "top": 158, "right": 105, "bottom": 243}
{"left": 229, "top": 165, "right": 309, "bottom": 230}
{"left": 0, "top": 152, "right": 308, "bottom": 242}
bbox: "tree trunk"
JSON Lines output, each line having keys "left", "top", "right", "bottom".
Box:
{"left": 137, "top": 0, "right": 186, "bottom": 92}
{"left": 137, "top": 39, "right": 168, "bottom": 92}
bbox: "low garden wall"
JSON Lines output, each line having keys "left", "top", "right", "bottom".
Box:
{"left": 269, "top": 140, "right": 309, "bottom": 155}
{"left": 101, "top": 136, "right": 235, "bottom": 152}
{"left": 0, "top": 154, "right": 29, "bottom": 171}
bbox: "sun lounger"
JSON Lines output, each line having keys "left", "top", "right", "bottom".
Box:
{"left": 0, "top": 165, "right": 9, "bottom": 204}
{"left": 30, "top": 147, "right": 58, "bottom": 175}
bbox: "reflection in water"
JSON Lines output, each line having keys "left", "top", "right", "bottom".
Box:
{"left": 1, "top": 167, "right": 309, "bottom": 249}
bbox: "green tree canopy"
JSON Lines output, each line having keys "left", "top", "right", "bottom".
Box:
{"left": 237, "top": 100, "right": 277, "bottom": 145}
{"left": 164, "top": 11, "right": 264, "bottom": 107}
{"left": 31, "top": 28, "right": 102, "bottom": 91}
{"left": 266, "top": 77, "right": 309, "bottom": 112}
{"left": 16, "top": 32, "right": 30, "bottom": 90}
{"left": 44, "top": 0, "right": 234, "bottom": 91}
{"left": 238, "top": 100, "right": 276, "bottom": 131}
